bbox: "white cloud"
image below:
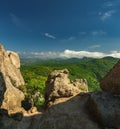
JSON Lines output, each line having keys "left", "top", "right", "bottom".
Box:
{"left": 60, "top": 36, "right": 76, "bottom": 42}
{"left": 103, "top": 2, "right": 114, "bottom": 7}
{"left": 103, "top": 1, "right": 120, "bottom": 8}
{"left": 10, "top": 12, "right": 32, "bottom": 32}
{"left": 79, "top": 31, "right": 106, "bottom": 37}
{"left": 99, "top": 1, "right": 119, "bottom": 21}
{"left": 68, "top": 36, "right": 76, "bottom": 40}
{"left": 10, "top": 13, "right": 22, "bottom": 27}
{"left": 44, "top": 33, "right": 56, "bottom": 39}
{"left": 89, "top": 45, "right": 101, "bottom": 49}
{"left": 80, "top": 32, "right": 87, "bottom": 35}
{"left": 99, "top": 10, "right": 116, "bottom": 21}
{"left": 19, "top": 49, "right": 120, "bottom": 59}
{"left": 91, "top": 30, "right": 106, "bottom": 36}
{"left": 108, "top": 51, "right": 120, "bottom": 58}
{"left": 60, "top": 50, "right": 105, "bottom": 58}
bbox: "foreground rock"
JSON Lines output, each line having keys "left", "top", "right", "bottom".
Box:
{"left": 0, "top": 44, "right": 25, "bottom": 112}
{"left": 0, "top": 94, "right": 100, "bottom": 129}
{"left": 37, "top": 93, "right": 99, "bottom": 129}
{"left": 100, "top": 60, "right": 120, "bottom": 94}
{"left": 45, "top": 69, "right": 88, "bottom": 106}
{"left": 88, "top": 91, "right": 120, "bottom": 128}
{"left": 0, "top": 108, "right": 42, "bottom": 129}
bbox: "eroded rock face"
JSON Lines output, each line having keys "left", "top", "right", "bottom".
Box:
{"left": 45, "top": 69, "right": 88, "bottom": 106}
{"left": 88, "top": 91, "right": 120, "bottom": 128}
{"left": 0, "top": 44, "right": 25, "bottom": 112}
{"left": 100, "top": 60, "right": 120, "bottom": 94}
{"left": 7, "top": 51, "right": 20, "bottom": 69}
{"left": 0, "top": 72, "right": 6, "bottom": 107}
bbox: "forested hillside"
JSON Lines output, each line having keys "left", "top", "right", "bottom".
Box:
{"left": 20, "top": 57, "right": 119, "bottom": 106}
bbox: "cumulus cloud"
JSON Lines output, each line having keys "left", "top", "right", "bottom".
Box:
{"left": 108, "top": 51, "right": 120, "bottom": 58}
{"left": 19, "top": 49, "right": 120, "bottom": 59}
{"left": 60, "top": 50, "right": 105, "bottom": 58}
{"left": 44, "top": 33, "right": 56, "bottom": 39}
{"left": 99, "top": 10, "right": 116, "bottom": 21}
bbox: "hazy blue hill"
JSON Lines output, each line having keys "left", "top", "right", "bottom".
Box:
{"left": 20, "top": 57, "right": 96, "bottom": 66}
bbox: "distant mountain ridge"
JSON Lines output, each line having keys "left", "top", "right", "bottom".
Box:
{"left": 20, "top": 56, "right": 119, "bottom": 65}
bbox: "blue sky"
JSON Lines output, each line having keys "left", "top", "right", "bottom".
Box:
{"left": 1, "top": 0, "right": 120, "bottom": 58}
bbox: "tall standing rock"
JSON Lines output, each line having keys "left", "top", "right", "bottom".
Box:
{"left": 0, "top": 44, "right": 25, "bottom": 112}
{"left": 100, "top": 60, "right": 120, "bottom": 94}
{"left": 45, "top": 69, "right": 88, "bottom": 106}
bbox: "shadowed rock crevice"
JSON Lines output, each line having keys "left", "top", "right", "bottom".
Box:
{"left": 0, "top": 72, "right": 6, "bottom": 107}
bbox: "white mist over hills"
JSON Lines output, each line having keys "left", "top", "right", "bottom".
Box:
{"left": 19, "top": 49, "right": 120, "bottom": 59}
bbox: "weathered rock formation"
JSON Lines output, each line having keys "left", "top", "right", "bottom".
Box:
{"left": 88, "top": 60, "right": 120, "bottom": 128}
{"left": 0, "top": 94, "right": 100, "bottom": 129}
{"left": 1, "top": 51, "right": 120, "bottom": 129}
{"left": 0, "top": 44, "right": 25, "bottom": 112}
{"left": 45, "top": 69, "right": 88, "bottom": 106}
{"left": 100, "top": 60, "right": 120, "bottom": 94}
{"left": 88, "top": 91, "right": 120, "bottom": 128}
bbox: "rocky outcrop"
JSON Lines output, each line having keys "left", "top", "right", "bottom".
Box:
{"left": 1, "top": 63, "right": 120, "bottom": 129}
{"left": 100, "top": 60, "right": 120, "bottom": 94}
{"left": 0, "top": 94, "right": 100, "bottom": 129}
{"left": 37, "top": 93, "right": 99, "bottom": 129}
{"left": 1, "top": 51, "right": 120, "bottom": 129}
{"left": 0, "top": 44, "right": 25, "bottom": 112}
{"left": 45, "top": 69, "right": 88, "bottom": 106}
{"left": 88, "top": 60, "right": 120, "bottom": 128}
{"left": 88, "top": 91, "right": 120, "bottom": 128}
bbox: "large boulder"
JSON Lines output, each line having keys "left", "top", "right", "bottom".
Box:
{"left": 0, "top": 44, "right": 25, "bottom": 112}
{"left": 0, "top": 94, "right": 97, "bottom": 129}
{"left": 36, "top": 94, "right": 99, "bottom": 129}
{"left": 100, "top": 60, "right": 120, "bottom": 94}
{"left": 45, "top": 69, "right": 88, "bottom": 106}
{"left": 88, "top": 91, "right": 120, "bottom": 128}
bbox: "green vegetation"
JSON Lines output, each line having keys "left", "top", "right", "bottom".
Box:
{"left": 20, "top": 57, "right": 119, "bottom": 107}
